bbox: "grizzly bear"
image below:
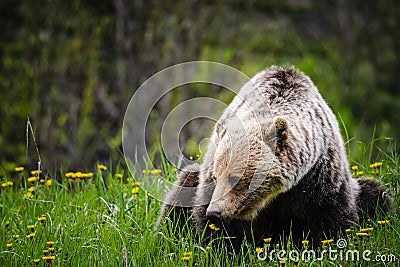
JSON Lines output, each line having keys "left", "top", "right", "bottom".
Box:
{"left": 157, "top": 66, "right": 391, "bottom": 251}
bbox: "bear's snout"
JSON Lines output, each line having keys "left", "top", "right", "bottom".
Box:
{"left": 206, "top": 210, "right": 222, "bottom": 224}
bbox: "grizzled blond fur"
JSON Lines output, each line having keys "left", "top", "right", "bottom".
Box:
{"left": 158, "top": 66, "right": 391, "bottom": 250}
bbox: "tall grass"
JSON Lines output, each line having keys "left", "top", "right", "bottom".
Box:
{"left": 0, "top": 140, "right": 399, "bottom": 266}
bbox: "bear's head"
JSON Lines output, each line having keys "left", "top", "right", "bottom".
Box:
{"left": 206, "top": 117, "right": 296, "bottom": 223}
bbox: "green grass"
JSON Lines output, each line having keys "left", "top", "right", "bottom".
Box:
{"left": 1, "top": 143, "right": 399, "bottom": 266}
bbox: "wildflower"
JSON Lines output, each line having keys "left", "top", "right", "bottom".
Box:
{"left": 5, "top": 220, "right": 10, "bottom": 227}
{"left": 84, "top": 172, "right": 93, "bottom": 178}
{"left": 27, "top": 177, "right": 37, "bottom": 183}
{"left": 1, "top": 182, "right": 8, "bottom": 188}
{"left": 48, "top": 247, "right": 55, "bottom": 252}
{"left": 321, "top": 239, "right": 334, "bottom": 245}
{"left": 24, "top": 192, "right": 33, "bottom": 198}
{"left": 370, "top": 162, "right": 383, "bottom": 168}
{"left": 43, "top": 249, "right": 49, "bottom": 254}
{"left": 47, "top": 241, "right": 55, "bottom": 247}
{"left": 26, "top": 233, "right": 35, "bottom": 239}
{"left": 31, "top": 170, "right": 42, "bottom": 175}
{"left": 98, "top": 164, "right": 107, "bottom": 171}
{"left": 255, "top": 247, "right": 263, "bottom": 253}
{"left": 131, "top": 187, "right": 140, "bottom": 194}
{"left": 33, "top": 259, "right": 40, "bottom": 265}
{"left": 40, "top": 179, "right": 45, "bottom": 184}
{"left": 15, "top": 167, "right": 25, "bottom": 172}
{"left": 301, "top": 240, "right": 309, "bottom": 245}
{"left": 377, "top": 220, "right": 390, "bottom": 226}
{"left": 13, "top": 234, "right": 19, "bottom": 238}
{"left": 115, "top": 173, "right": 123, "bottom": 178}
{"left": 209, "top": 224, "right": 220, "bottom": 231}
{"left": 28, "top": 225, "right": 35, "bottom": 231}
{"left": 42, "top": 255, "right": 55, "bottom": 262}
{"left": 132, "top": 181, "right": 141, "bottom": 186}
{"left": 65, "top": 172, "right": 74, "bottom": 178}
{"left": 351, "top": 166, "right": 358, "bottom": 171}
{"left": 28, "top": 186, "right": 35, "bottom": 192}
{"left": 38, "top": 217, "right": 46, "bottom": 222}
{"left": 181, "top": 256, "right": 190, "bottom": 261}
{"left": 143, "top": 169, "right": 162, "bottom": 175}
{"left": 46, "top": 179, "right": 52, "bottom": 187}
{"left": 356, "top": 232, "right": 368, "bottom": 237}
{"left": 280, "top": 260, "right": 286, "bottom": 266}
{"left": 361, "top": 227, "right": 373, "bottom": 233}
{"left": 275, "top": 244, "right": 280, "bottom": 249}
{"left": 263, "top": 237, "right": 272, "bottom": 243}
{"left": 371, "top": 170, "right": 380, "bottom": 175}
{"left": 58, "top": 247, "right": 62, "bottom": 252}
{"left": 183, "top": 252, "right": 192, "bottom": 256}
{"left": 355, "top": 171, "right": 364, "bottom": 176}
{"left": 6, "top": 243, "right": 12, "bottom": 249}
{"left": 77, "top": 205, "right": 83, "bottom": 210}
{"left": 345, "top": 229, "right": 353, "bottom": 233}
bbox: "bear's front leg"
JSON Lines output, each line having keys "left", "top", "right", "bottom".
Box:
{"left": 157, "top": 164, "right": 200, "bottom": 230}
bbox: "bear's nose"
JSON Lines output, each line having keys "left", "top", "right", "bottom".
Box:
{"left": 206, "top": 210, "right": 222, "bottom": 224}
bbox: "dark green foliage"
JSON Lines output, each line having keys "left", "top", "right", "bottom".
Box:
{"left": 0, "top": 0, "right": 399, "bottom": 170}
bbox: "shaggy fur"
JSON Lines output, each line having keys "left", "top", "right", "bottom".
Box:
{"left": 158, "top": 66, "right": 392, "bottom": 251}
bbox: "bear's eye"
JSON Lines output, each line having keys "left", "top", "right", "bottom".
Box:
{"left": 228, "top": 175, "right": 241, "bottom": 188}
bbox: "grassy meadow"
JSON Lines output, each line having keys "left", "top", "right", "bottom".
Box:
{"left": 1, "top": 142, "right": 399, "bottom": 266}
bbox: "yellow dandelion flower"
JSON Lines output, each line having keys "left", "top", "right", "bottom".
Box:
{"left": 132, "top": 181, "right": 141, "bottom": 186}
{"left": 6, "top": 243, "right": 12, "bottom": 249}
{"left": 355, "top": 171, "right": 364, "bottom": 176}
{"left": 209, "top": 224, "right": 220, "bottom": 231}
{"left": 356, "top": 232, "right": 368, "bottom": 237}
{"left": 24, "top": 192, "right": 33, "bottom": 198}
{"left": 275, "top": 244, "right": 280, "bottom": 249}
{"left": 183, "top": 252, "right": 192, "bottom": 256}
{"left": 263, "top": 237, "right": 272, "bottom": 243}
{"left": 377, "top": 220, "right": 390, "bottom": 225}
{"left": 351, "top": 165, "right": 358, "bottom": 171}
{"left": 370, "top": 162, "right": 383, "bottom": 168}
{"left": 280, "top": 260, "right": 286, "bottom": 265}
{"left": 40, "top": 179, "right": 45, "bottom": 184}
{"left": 255, "top": 247, "right": 263, "bottom": 253}
{"left": 38, "top": 217, "right": 46, "bottom": 222}
{"left": 31, "top": 170, "right": 42, "bottom": 175}
{"left": 65, "top": 172, "right": 74, "bottom": 178}
{"left": 115, "top": 173, "right": 123, "bottom": 178}
{"left": 131, "top": 187, "right": 140, "bottom": 194}
{"left": 33, "top": 259, "right": 40, "bottom": 264}
{"left": 371, "top": 170, "right": 380, "bottom": 175}
{"left": 345, "top": 229, "right": 353, "bottom": 233}
{"left": 5, "top": 220, "right": 10, "bottom": 227}
{"left": 301, "top": 240, "right": 309, "bottom": 245}
{"left": 46, "top": 179, "right": 52, "bottom": 187}
{"left": 27, "top": 177, "right": 37, "bottom": 183}
{"left": 58, "top": 247, "right": 62, "bottom": 252}
{"left": 48, "top": 247, "right": 55, "bottom": 252}
{"left": 28, "top": 186, "right": 35, "bottom": 192}
{"left": 47, "top": 241, "right": 55, "bottom": 247}
{"left": 77, "top": 205, "right": 83, "bottom": 210}
{"left": 28, "top": 225, "right": 35, "bottom": 231}
{"left": 181, "top": 256, "right": 190, "bottom": 261}
{"left": 43, "top": 249, "right": 49, "bottom": 254}
{"left": 42, "top": 255, "right": 55, "bottom": 262}
{"left": 84, "top": 172, "right": 93, "bottom": 178}
{"left": 321, "top": 239, "right": 334, "bottom": 245}
{"left": 13, "top": 234, "right": 19, "bottom": 238}
{"left": 1, "top": 182, "right": 8, "bottom": 188}
{"left": 98, "top": 164, "right": 107, "bottom": 171}
{"left": 15, "top": 167, "right": 25, "bottom": 172}
{"left": 361, "top": 227, "right": 373, "bottom": 233}
{"left": 26, "top": 233, "right": 35, "bottom": 239}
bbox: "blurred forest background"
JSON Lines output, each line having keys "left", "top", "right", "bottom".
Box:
{"left": 1, "top": 0, "right": 399, "bottom": 171}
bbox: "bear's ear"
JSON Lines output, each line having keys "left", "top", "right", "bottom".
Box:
{"left": 262, "top": 117, "right": 289, "bottom": 151}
